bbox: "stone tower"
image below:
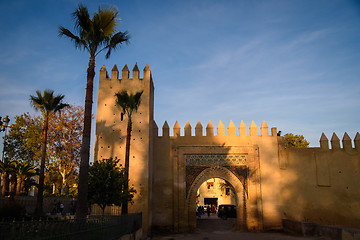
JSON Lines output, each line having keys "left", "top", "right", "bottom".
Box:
{"left": 94, "top": 64, "right": 154, "bottom": 233}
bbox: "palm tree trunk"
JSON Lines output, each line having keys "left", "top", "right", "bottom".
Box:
{"left": 16, "top": 178, "right": 22, "bottom": 195}
{"left": 1, "top": 172, "right": 9, "bottom": 196}
{"left": 10, "top": 174, "right": 17, "bottom": 194}
{"left": 35, "top": 118, "right": 49, "bottom": 216}
{"left": 76, "top": 56, "right": 95, "bottom": 219}
{"left": 122, "top": 116, "right": 132, "bottom": 215}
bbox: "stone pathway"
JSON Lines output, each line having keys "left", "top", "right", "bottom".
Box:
{"left": 151, "top": 231, "right": 321, "bottom": 240}
{"left": 151, "top": 214, "right": 321, "bottom": 240}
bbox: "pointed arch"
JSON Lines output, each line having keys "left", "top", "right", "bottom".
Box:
{"left": 186, "top": 166, "right": 246, "bottom": 231}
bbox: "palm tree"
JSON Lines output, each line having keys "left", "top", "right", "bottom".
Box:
{"left": 13, "top": 161, "right": 37, "bottom": 195}
{"left": 115, "top": 90, "right": 143, "bottom": 214}
{"left": 59, "top": 4, "right": 129, "bottom": 219}
{"left": 30, "top": 89, "right": 68, "bottom": 215}
{"left": 0, "top": 158, "right": 15, "bottom": 196}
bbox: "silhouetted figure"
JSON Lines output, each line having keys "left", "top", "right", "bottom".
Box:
{"left": 70, "top": 198, "right": 76, "bottom": 215}
{"left": 59, "top": 201, "right": 64, "bottom": 214}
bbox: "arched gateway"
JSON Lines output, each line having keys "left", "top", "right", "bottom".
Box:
{"left": 95, "top": 64, "right": 360, "bottom": 234}
{"left": 187, "top": 167, "right": 251, "bottom": 231}
{"left": 172, "top": 146, "right": 263, "bottom": 232}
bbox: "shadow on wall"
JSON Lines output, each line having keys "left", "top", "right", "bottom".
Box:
{"left": 279, "top": 133, "right": 360, "bottom": 229}
{"left": 94, "top": 120, "right": 125, "bottom": 162}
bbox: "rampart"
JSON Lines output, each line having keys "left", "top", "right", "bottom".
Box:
{"left": 279, "top": 132, "right": 360, "bottom": 229}
{"left": 95, "top": 64, "right": 360, "bottom": 233}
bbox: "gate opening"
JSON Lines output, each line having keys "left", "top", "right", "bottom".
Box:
{"left": 195, "top": 178, "right": 237, "bottom": 232}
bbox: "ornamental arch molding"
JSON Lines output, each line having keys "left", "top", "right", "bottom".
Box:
{"left": 173, "top": 145, "right": 263, "bottom": 232}
{"left": 187, "top": 166, "right": 246, "bottom": 230}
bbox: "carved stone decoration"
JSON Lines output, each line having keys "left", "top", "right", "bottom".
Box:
{"left": 186, "top": 166, "right": 247, "bottom": 230}
{"left": 224, "top": 165, "right": 248, "bottom": 191}
{"left": 185, "top": 154, "right": 247, "bottom": 165}
{"left": 188, "top": 166, "right": 242, "bottom": 200}
{"left": 185, "top": 155, "right": 249, "bottom": 197}
{"left": 186, "top": 166, "right": 209, "bottom": 196}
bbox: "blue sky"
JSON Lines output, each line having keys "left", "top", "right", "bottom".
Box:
{"left": 0, "top": 0, "right": 359, "bottom": 153}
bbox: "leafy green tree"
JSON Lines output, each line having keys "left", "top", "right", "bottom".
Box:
{"left": 30, "top": 89, "right": 68, "bottom": 215}
{"left": 4, "top": 113, "right": 42, "bottom": 165}
{"left": 115, "top": 90, "right": 143, "bottom": 214}
{"left": 4, "top": 106, "right": 83, "bottom": 197}
{"left": 88, "top": 157, "right": 135, "bottom": 215}
{"left": 283, "top": 133, "right": 310, "bottom": 148}
{"left": 59, "top": 4, "right": 129, "bottom": 219}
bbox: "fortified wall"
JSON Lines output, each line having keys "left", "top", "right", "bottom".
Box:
{"left": 278, "top": 132, "right": 360, "bottom": 228}
{"left": 94, "top": 64, "right": 360, "bottom": 234}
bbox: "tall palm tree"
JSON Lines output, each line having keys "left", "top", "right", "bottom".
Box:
{"left": 115, "top": 90, "right": 143, "bottom": 214}
{"left": 30, "top": 89, "right": 68, "bottom": 215}
{"left": 59, "top": 4, "right": 129, "bottom": 219}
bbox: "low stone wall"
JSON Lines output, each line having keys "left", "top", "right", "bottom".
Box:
{"left": 0, "top": 196, "right": 75, "bottom": 215}
{"left": 282, "top": 219, "right": 360, "bottom": 240}
{"left": 119, "top": 228, "right": 143, "bottom": 240}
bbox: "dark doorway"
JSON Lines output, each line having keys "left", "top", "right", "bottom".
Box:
{"left": 204, "top": 198, "right": 218, "bottom": 206}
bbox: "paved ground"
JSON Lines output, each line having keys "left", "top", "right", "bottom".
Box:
{"left": 151, "top": 214, "right": 321, "bottom": 240}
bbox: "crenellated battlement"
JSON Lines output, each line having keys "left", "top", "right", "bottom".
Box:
{"left": 153, "top": 120, "right": 278, "bottom": 137}
{"left": 99, "top": 63, "right": 152, "bottom": 82}
{"left": 319, "top": 132, "right": 360, "bottom": 151}
{"left": 96, "top": 64, "right": 360, "bottom": 231}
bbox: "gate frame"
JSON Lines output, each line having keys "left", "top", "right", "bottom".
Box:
{"left": 172, "top": 145, "right": 264, "bottom": 232}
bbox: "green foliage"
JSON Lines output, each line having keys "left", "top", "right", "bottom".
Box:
{"left": 13, "top": 160, "right": 38, "bottom": 194}
{"left": 283, "top": 133, "right": 310, "bottom": 148}
{"left": 4, "top": 113, "right": 42, "bottom": 165}
{"left": 58, "top": 4, "right": 130, "bottom": 58}
{"left": 0, "top": 159, "right": 16, "bottom": 196}
{"left": 88, "top": 157, "right": 136, "bottom": 214}
{"left": 4, "top": 105, "right": 83, "bottom": 197}
{"left": 30, "top": 89, "right": 69, "bottom": 118}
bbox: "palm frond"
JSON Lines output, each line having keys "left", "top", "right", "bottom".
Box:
{"left": 30, "top": 90, "right": 69, "bottom": 116}
{"left": 94, "top": 7, "right": 118, "bottom": 37}
{"left": 73, "top": 4, "right": 92, "bottom": 35}
{"left": 60, "top": 4, "right": 129, "bottom": 58}
{"left": 105, "top": 31, "right": 130, "bottom": 59}
{"left": 58, "top": 26, "right": 88, "bottom": 51}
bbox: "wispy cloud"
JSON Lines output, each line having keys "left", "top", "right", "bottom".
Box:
{"left": 281, "top": 29, "right": 331, "bottom": 50}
